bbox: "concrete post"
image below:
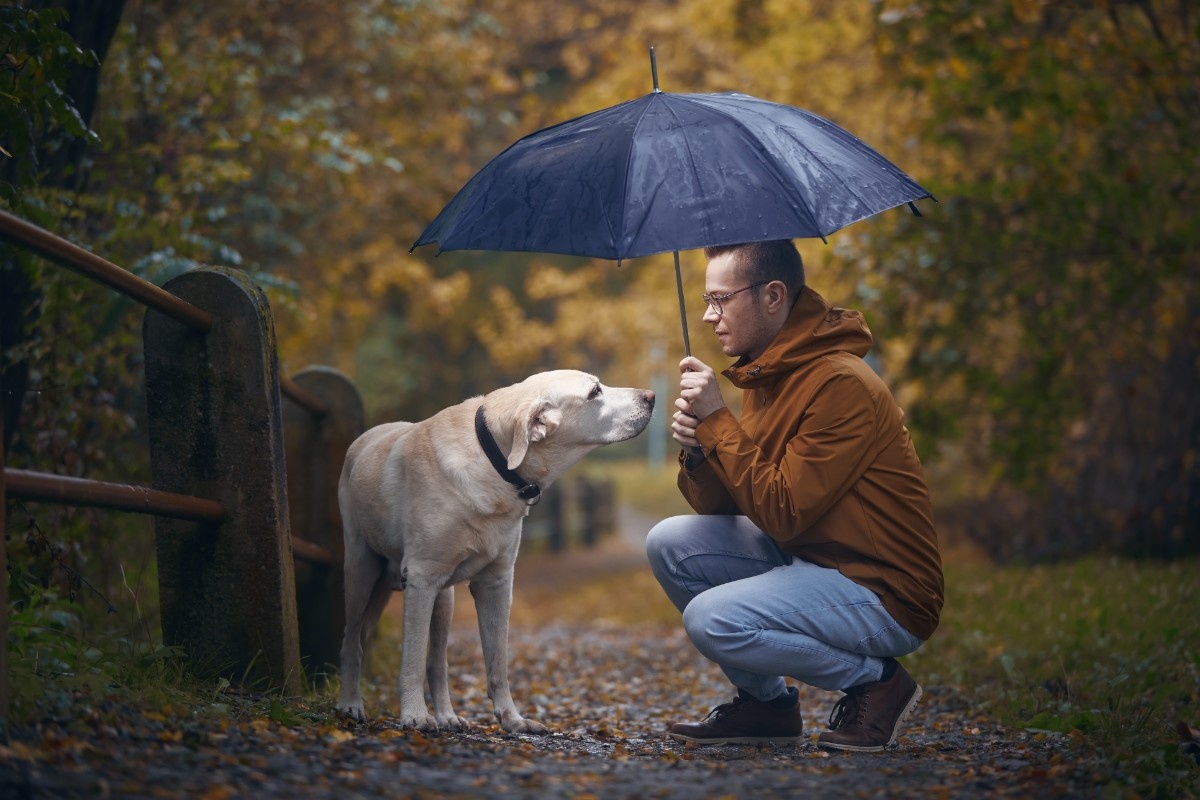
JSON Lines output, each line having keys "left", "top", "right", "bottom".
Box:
{"left": 143, "top": 267, "right": 302, "bottom": 695}
{"left": 283, "top": 366, "right": 363, "bottom": 682}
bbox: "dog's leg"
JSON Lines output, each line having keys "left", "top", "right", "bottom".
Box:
{"left": 426, "top": 586, "right": 468, "bottom": 731}
{"left": 470, "top": 565, "right": 549, "bottom": 735}
{"left": 359, "top": 576, "right": 393, "bottom": 648}
{"left": 397, "top": 576, "right": 442, "bottom": 731}
{"left": 336, "top": 535, "right": 387, "bottom": 722}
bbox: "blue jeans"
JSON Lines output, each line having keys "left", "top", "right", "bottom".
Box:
{"left": 646, "top": 515, "right": 923, "bottom": 703}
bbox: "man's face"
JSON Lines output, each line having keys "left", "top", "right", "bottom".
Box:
{"left": 702, "top": 251, "right": 775, "bottom": 361}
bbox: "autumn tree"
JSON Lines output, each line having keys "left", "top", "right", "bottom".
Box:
{"left": 863, "top": 0, "right": 1199, "bottom": 557}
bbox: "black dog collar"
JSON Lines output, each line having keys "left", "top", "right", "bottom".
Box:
{"left": 474, "top": 405, "right": 542, "bottom": 506}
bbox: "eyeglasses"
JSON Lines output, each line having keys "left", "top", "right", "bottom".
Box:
{"left": 701, "top": 280, "right": 770, "bottom": 317}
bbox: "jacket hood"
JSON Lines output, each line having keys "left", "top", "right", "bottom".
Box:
{"left": 723, "top": 287, "right": 873, "bottom": 388}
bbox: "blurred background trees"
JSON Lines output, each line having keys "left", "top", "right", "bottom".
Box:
{"left": 3, "top": 0, "right": 1196, "bottom": 624}
{"left": 864, "top": 0, "right": 1198, "bottom": 559}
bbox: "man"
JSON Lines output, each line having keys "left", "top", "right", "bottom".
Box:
{"left": 646, "top": 239, "right": 943, "bottom": 752}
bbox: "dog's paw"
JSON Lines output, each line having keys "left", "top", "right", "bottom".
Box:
{"left": 436, "top": 713, "right": 470, "bottom": 732}
{"left": 398, "top": 712, "right": 440, "bottom": 732}
{"left": 500, "top": 715, "right": 550, "bottom": 736}
{"left": 335, "top": 701, "right": 367, "bottom": 723}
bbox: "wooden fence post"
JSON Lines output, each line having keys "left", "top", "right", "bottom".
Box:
{"left": 143, "top": 266, "right": 302, "bottom": 695}
{"left": 283, "top": 366, "right": 363, "bottom": 682}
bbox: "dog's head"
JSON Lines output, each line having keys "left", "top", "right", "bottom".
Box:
{"left": 494, "top": 370, "right": 655, "bottom": 471}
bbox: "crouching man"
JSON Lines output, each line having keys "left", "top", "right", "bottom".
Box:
{"left": 648, "top": 240, "right": 943, "bottom": 751}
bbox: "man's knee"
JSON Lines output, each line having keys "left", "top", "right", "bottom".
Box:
{"left": 645, "top": 515, "right": 697, "bottom": 568}
{"left": 682, "top": 589, "right": 745, "bottom": 658}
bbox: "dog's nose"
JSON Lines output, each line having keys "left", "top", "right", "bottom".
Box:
{"left": 643, "top": 389, "right": 655, "bottom": 409}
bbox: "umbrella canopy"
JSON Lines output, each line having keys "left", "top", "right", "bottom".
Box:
{"left": 412, "top": 90, "right": 933, "bottom": 263}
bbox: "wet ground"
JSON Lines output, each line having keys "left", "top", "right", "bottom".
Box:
{"left": 0, "top": 618, "right": 1094, "bottom": 799}
{"left": 0, "top": 512, "right": 1099, "bottom": 798}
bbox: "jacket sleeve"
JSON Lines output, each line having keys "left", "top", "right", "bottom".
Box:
{"left": 694, "top": 372, "right": 878, "bottom": 546}
{"left": 676, "top": 449, "right": 741, "bottom": 515}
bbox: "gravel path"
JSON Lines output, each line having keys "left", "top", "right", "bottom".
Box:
{"left": 0, "top": 513, "right": 1099, "bottom": 798}
{"left": 2, "top": 618, "right": 1089, "bottom": 800}
{"left": 0, "top": 618, "right": 1091, "bottom": 799}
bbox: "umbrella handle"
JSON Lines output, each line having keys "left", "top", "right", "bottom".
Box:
{"left": 673, "top": 250, "right": 691, "bottom": 358}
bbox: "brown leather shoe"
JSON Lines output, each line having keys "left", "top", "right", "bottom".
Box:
{"left": 668, "top": 688, "right": 803, "bottom": 745}
{"left": 818, "top": 662, "right": 922, "bottom": 752}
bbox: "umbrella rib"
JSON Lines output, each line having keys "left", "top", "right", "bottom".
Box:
{"left": 616, "top": 93, "right": 675, "bottom": 261}
{"left": 735, "top": 98, "right": 927, "bottom": 237}
{"left": 772, "top": 113, "right": 895, "bottom": 236}
{"left": 681, "top": 94, "right": 829, "bottom": 239}
{"left": 620, "top": 94, "right": 714, "bottom": 255}
{"left": 661, "top": 97, "right": 710, "bottom": 224}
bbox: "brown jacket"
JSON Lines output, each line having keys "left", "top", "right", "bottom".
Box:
{"left": 678, "top": 287, "right": 944, "bottom": 640}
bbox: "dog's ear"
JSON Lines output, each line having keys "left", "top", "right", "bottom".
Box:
{"left": 507, "top": 398, "right": 562, "bottom": 470}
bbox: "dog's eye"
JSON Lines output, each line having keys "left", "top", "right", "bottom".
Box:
{"left": 588, "top": 384, "right": 602, "bottom": 400}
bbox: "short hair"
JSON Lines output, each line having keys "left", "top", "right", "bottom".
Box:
{"left": 702, "top": 240, "right": 805, "bottom": 305}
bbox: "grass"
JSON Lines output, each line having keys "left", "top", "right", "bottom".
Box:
{"left": 909, "top": 556, "right": 1200, "bottom": 797}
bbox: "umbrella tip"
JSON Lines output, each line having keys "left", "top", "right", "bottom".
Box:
{"left": 649, "top": 46, "right": 661, "bottom": 92}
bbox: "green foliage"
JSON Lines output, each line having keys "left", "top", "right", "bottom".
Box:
{"left": 0, "top": 3, "right": 107, "bottom": 437}
{"left": 3, "top": 256, "right": 162, "bottom": 627}
{"left": 908, "top": 556, "right": 1200, "bottom": 798}
{"left": 6, "top": 575, "right": 191, "bottom": 726}
{"left": 0, "top": 4, "right": 99, "bottom": 195}
{"left": 1, "top": 3, "right": 169, "bottom": 728}
{"left": 860, "top": 0, "right": 1200, "bottom": 555}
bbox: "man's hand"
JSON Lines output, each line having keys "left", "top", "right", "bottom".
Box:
{"left": 678, "top": 357, "right": 724, "bottom": 419}
{"left": 671, "top": 356, "right": 725, "bottom": 450}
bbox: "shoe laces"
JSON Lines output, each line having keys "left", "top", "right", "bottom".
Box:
{"left": 704, "top": 694, "right": 751, "bottom": 722}
{"left": 828, "top": 686, "right": 869, "bottom": 730}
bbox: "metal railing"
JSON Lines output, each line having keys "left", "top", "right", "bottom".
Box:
{"left": 0, "top": 209, "right": 337, "bottom": 564}
{"left": 0, "top": 209, "right": 362, "bottom": 708}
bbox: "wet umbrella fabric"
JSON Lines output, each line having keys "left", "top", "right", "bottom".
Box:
{"left": 412, "top": 90, "right": 933, "bottom": 263}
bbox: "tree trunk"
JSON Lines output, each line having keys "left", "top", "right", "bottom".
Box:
{"left": 1, "top": 0, "right": 125, "bottom": 453}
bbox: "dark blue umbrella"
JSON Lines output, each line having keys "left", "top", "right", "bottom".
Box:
{"left": 413, "top": 58, "right": 934, "bottom": 354}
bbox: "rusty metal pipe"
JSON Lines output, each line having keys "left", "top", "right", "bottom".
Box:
{"left": 0, "top": 211, "right": 332, "bottom": 427}
{"left": 280, "top": 375, "right": 329, "bottom": 418}
{"left": 3, "top": 468, "right": 225, "bottom": 523}
{"left": 291, "top": 536, "right": 335, "bottom": 565}
{"left": 0, "top": 209, "right": 213, "bottom": 332}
